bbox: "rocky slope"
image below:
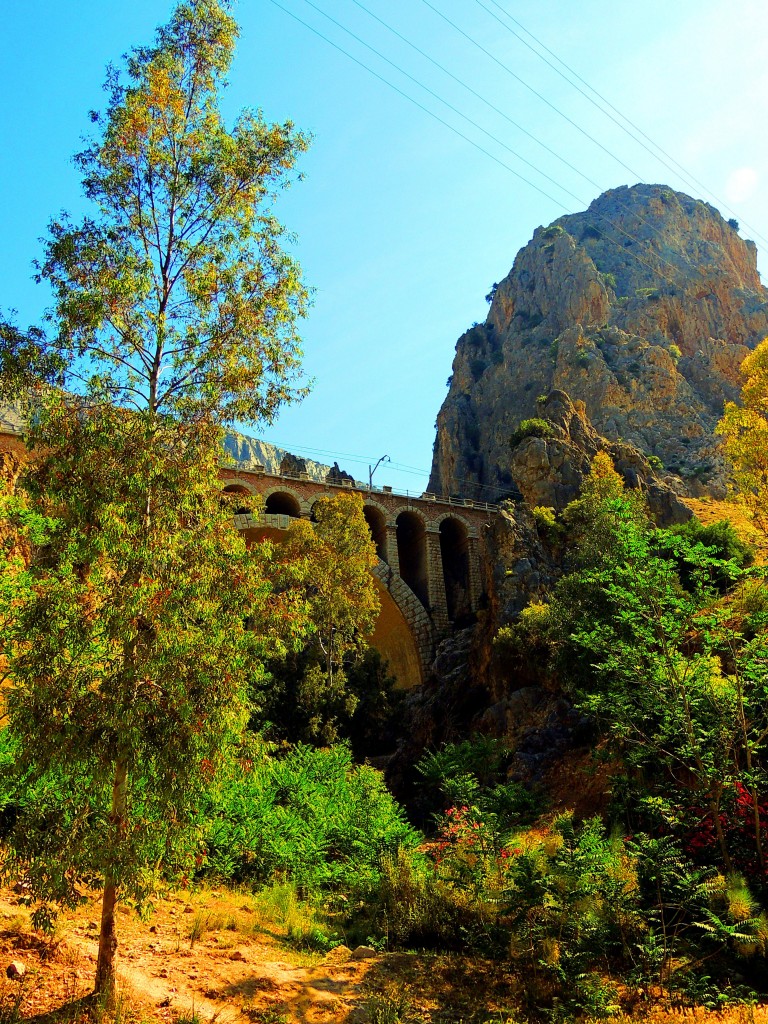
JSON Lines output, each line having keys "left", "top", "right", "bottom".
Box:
{"left": 429, "top": 184, "right": 768, "bottom": 502}
{"left": 1, "top": 403, "right": 342, "bottom": 484}
{"left": 222, "top": 430, "right": 333, "bottom": 481}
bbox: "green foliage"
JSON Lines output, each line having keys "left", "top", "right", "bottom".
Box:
{"left": 39, "top": 0, "right": 309, "bottom": 426}
{"left": 0, "top": 405, "right": 310, "bottom": 925}
{"left": 510, "top": 418, "right": 555, "bottom": 448}
{"left": 0, "top": 320, "right": 64, "bottom": 403}
{"left": 504, "top": 815, "right": 635, "bottom": 1015}
{"left": 658, "top": 517, "right": 754, "bottom": 592}
{"left": 718, "top": 337, "right": 768, "bottom": 533}
{"left": 646, "top": 453, "right": 664, "bottom": 470}
{"left": 200, "top": 740, "right": 418, "bottom": 895}
{"left": 375, "top": 847, "right": 472, "bottom": 949}
{"left": 669, "top": 342, "right": 682, "bottom": 361}
{"left": 260, "top": 492, "right": 380, "bottom": 745}
{"left": 417, "top": 735, "right": 509, "bottom": 796}
{"left": 601, "top": 271, "right": 617, "bottom": 291}
{"left": 728, "top": 218, "right": 740, "bottom": 231}
{"left": 470, "top": 357, "right": 487, "bottom": 381}
{"left": 0, "top": 0, "right": 315, "bottom": 993}
{"left": 532, "top": 505, "right": 562, "bottom": 543}
{"left": 252, "top": 881, "right": 337, "bottom": 950}
{"left": 532, "top": 454, "right": 768, "bottom": 880}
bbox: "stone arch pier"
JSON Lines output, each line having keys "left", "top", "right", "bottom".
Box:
{"left": 225, "top": 466, "right": 497, "bottom": 688}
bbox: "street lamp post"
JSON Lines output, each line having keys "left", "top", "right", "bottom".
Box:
{"left": 368, "top": 454, "right": 391, "bottom": 492}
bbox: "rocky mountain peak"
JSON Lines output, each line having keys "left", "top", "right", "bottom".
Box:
{"left": 430, "top": 184, "right": 768, "bottom": 504}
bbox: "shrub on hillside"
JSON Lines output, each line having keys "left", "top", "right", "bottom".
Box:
{"left": 510, "top": 418, "right": 556, "bottom": 448}
{"left": 200, "top": 740, "right": 418, "bottom": 895}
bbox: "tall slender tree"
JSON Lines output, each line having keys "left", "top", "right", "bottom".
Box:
{"left": 1, "top": 0, "right": 311, "bottom": 994}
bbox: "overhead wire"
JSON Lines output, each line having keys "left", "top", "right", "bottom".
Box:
{"left": 250, "top": 436, "right": 521, "bottom": 499}
{"left": 259, "top": 2, "right": 767, "bottom": 501}
{"left": 271, "top": 0, "right": 701, "bottom": 288}
{"left": 410, "top": 0, "right": 735, "bottom": 278}
{"left": 417, "top": 0, "right": 645, "bottom": 183}
{"left": 475, "top": 0, "right": 768, "bottom": 251}
{"left": 267, "top": 0, "right": 573, "bottom": 209}
{"left": 293, "top": 0, "right": 585, "bottom": 206}
{"left": 339, "top": 0, "right": 710, "bottom": 283}
{"left": 345, "top": 0, "right": 603, "bottom": 193}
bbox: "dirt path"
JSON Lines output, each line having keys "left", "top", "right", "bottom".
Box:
{"left": 0, "top": 887, "right": 384, "bottom": 1024}
{"left": 2, "top": 887, "right": 768, "bottom": 1024}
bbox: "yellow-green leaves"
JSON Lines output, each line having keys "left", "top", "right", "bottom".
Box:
{"left": 717, "top": 338, "right": 768, "bottom": 533}
{"left": 42, "top": 0, "right": 310, "bottom": 428}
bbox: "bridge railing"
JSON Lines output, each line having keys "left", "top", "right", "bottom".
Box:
{"left": 235, "top": 463, "right": 500, "bottom": 512}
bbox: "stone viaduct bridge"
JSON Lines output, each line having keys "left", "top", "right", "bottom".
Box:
{"left": 0, "top": 419, "right": 499, "bottom": 689}
{"left": 219, "top": 464, "right": 499, "bottom": 688}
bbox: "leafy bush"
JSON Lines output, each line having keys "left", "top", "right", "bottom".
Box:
{"left": 669, "top": 342, "right": 682, "bottom": 361}
{"left": 201, "top": 740, "right": 419, "bottom": 895}
{"left": 417, "top": 735, "right": 509, "bottom": 797}
{"left": 503, "top": 815, "right": 639, "bottom": 1014}
{"left": 531, "top": 505, "right": 563, "bottom": 543}
{"left": 375, "top": 847, "right": 473, "bottom": 948}
{"left": 470, "top": 357, "right": 486, "bottom": 381}
{"left": 658, "top": 517, "right": 754, "bottom": 592}
{"left": 510, "top": 418, "right": 555, "bottom": 448}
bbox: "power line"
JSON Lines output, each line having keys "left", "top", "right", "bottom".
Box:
{"left": 251, "top": 434, "right": 521, "bottom": 499}
{"left": 417, "top": 0, "right": 645, "bottom": 184}
{"left": 476, "top": 0, "right": 768, "bottom": 251}
{"left": 337, "top": 0, "right": 719, "bottom": 284}
{"left": 270, "top": 0, "right": 694, "bottom": 288}
{"left": 295, "top": 0, "right": 584, "bottom": 205}
{"left": 345, "top": 0, "right": 603, "bottom": 193}
{"left": 267, "top": 0, "right": 573, "bottom": 209}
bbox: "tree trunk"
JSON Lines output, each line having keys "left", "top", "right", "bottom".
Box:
{"left": 95, "top": 759, "right": 128, "bottom": 996}
{"left": 710, "top": 787, "right": 733, "bottom": 874}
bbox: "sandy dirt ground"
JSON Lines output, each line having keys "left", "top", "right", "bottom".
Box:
{"left": 0, "top": 886, "right": 767, "bottom": 1024}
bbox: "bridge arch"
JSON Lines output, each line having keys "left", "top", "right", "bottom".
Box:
{"left": 222, "top": 482, "right": 257, "bottom": 515}
{"left": 395, "top": 508, "right": 429, "bottom": 610}
{"left": 263, "top": 488, "right": 304, "bottom": 518}
{"left": 371, "top": 559, "right": 432, "bottom": 687}
{"left": 439, "top": 515, "right": 472, "bottom": 623}
{"left": 363, "top": 501, "right": 389, "bottom": 563}
{"left": 431, "top": 509, "right": 476, "bottom": 536}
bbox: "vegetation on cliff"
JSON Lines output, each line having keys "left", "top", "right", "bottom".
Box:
{"left": 1, "top": 3, "right": 768, "bottom": 1018}
{"left": 431, "top": 185, "right": 768, "bottom": 503}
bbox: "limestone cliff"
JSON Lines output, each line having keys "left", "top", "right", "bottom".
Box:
{"left": 429, "top": 184, "right": 768, "bottom": 501}
{"left": 0, "top": 405, "right": 340, "bottom": 485}
{"left": 222, "top": 431, "right": 332, "bottom": 482}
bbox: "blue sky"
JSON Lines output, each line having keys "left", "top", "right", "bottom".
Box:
{"left": 3, "top": 0, "right": 768, "bottom": 493}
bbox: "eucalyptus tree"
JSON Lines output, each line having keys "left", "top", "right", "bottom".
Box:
{"left": 1, "top": 0, "right": 311, "bottom": 993}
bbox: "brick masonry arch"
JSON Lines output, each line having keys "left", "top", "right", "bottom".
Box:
{"left": 261, "top": 486, "right": 309, "bottom": 517}
{"left": 389, "top": 503, "right": 428, "bottom": 526}
{"left": 362, "top": 497, "right": 390, "bottom": 518}
{"left": 432, "top": 510, "right": 478, "bottom": 538}
{"left": 372, "top": 558, "right": 433, "bottom": 686}
{"left": 221, "top": 480, "right": 258, "bottom": 495}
